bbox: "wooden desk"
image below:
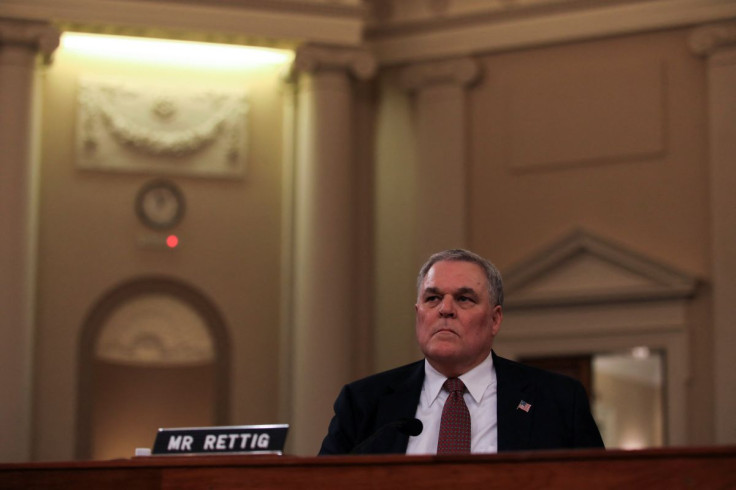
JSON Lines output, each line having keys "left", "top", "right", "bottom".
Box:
{"left": 2, "top": 446, "right": 735, "bottom": 489}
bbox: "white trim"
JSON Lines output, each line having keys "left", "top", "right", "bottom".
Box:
{"left": 500, "top": 300, "right": 689, "bottom": 341}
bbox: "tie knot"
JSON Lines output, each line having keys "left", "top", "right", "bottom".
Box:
{"left": 444, "top": 377, "right": 465, "bottom": 394}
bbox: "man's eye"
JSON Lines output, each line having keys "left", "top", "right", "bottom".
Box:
{"left": 458, "top": 296, "right": 475, "bottom": 303}
{"left": 425, "top": 295, "right": 440, "bottom": 303}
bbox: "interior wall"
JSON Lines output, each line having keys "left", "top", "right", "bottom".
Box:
{"left": 464, "top": 27, "right": 710, "bottom": 442}
{"left": 686, "top": 283, "right": 714, "bottom": 444}
{"left": 32, "top": 38, "right": 290, "bottom": 460}
{"left": 373, "top": 27, "right": 713, "bottom": 444}
{"left": 467, "top": 28, "right": 708, "bottom": 275}
{"left": 91, "top": 362, "right": 215, "bottom": 460}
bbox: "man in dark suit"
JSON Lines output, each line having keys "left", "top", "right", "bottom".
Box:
{"left": 319, "top": 249, "right": 604, "bottom": 455}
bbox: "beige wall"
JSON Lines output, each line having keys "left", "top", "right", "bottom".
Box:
{"left": 373, "top": 27, "right": 714, "bottom": 443}
{"left": 375, "top": 27, "right": 709, "bottom": 347}
{"left": 467, "top": 28, "right": 711, "bottom": 444}
{"left": 468, "top": 28, "right": 708, "bottom": 275}
{"left": 32, "top": 41, "right": 289, "bottom": 460}
{"left": 91, "top": 362, "right": 216, "bottom": 460}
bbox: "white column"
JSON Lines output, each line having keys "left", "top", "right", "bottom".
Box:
{"left": 289, "top": 44, "right": 375, "bottom": 455}
{"left": 398, "top": 57, "right": 480, "bottom": 264}
{"left": 690, "top": 21, "right": 736, "bottom": 445}
{"left": 0, "top": 18, "right": 59, "bottom": 462}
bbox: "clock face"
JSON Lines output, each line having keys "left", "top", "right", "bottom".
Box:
{"left": 135, "top": 179, "right": 185, "bottom": 230}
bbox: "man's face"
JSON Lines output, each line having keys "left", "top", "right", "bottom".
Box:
{"left": 415, "top": 260, "right": 502, "bottom": 377}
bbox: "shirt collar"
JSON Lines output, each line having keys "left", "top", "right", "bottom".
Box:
{"left": 423, "top": 352, "right": 495, "bottom": 407}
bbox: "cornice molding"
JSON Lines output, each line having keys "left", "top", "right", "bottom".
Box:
{"left": 0, "top": 0, "right": 364, "bottom": 47}
{"left": 3, "top": 0, "right": 736, "bottom": 65}
{"left": 367, "top": 0, "right": 736, "bottom": 65}
{"left": 138, "top": 0, "right": 363, "bottom": 16}
{"left": 689, "top": 20, "right": 736, "bottom": 56}
{"left": 398, "top": 56, "right": 480, "bottom": 92}
{"left": 366, "top": 0, "right": 598, "bottom": 34}
{"left": 0, "top": 18, "right": 59, "bottom": 61}
{"left": 292, "top": 43, "right": 377, "bottom": 79}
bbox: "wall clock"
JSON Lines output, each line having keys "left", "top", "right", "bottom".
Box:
{"left": 135, "top": 179, "right": 185, "bottom": 230}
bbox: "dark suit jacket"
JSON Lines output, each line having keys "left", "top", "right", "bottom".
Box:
{"left": 319, "top": 351, "right": 604, "bottom": 454}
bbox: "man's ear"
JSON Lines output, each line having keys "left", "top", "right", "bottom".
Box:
{"left": 491, "top": 305, "right": 503, "bottom": 336}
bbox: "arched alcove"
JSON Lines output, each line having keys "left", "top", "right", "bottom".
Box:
{"left": 76, "top": 276, "right": 230, "bottom": 460}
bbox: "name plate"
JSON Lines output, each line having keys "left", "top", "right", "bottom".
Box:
{"left": 152, "top": 424, "right": 289, "bottom": 455}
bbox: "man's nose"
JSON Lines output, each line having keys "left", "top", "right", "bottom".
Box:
{"left": 438, "top": 296, "right": 456, "bottom": 318}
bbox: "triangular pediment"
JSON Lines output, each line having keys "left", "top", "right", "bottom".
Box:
{"left": 503, "top": 229, "right": 698, "bottom": 308}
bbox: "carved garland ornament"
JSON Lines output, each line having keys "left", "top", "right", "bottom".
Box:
{"left": 80, "top": 78, "right": 244, "bottom": 157}
{"left": 76, "top": 76, "right": 249, "bottom": 177}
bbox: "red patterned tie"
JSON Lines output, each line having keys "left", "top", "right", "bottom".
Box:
{"left": 437, "top": 377, "right": 471, "bottom": 454}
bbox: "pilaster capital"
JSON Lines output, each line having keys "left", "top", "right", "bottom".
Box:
{"left": 689, "top": 20, "right": 736, "bottom": 57}
{"left": 291, "top": 43, "right": 377, "bottom": 80}
{"left": 398, "top": 56, "right": 481, "bottom": 93}
{"left": 0, "top": 18, "right": 60, "bottom": 63}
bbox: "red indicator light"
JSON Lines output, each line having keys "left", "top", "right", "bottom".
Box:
{"left": 166, "top": 235, "right": 179, "bottom": 248}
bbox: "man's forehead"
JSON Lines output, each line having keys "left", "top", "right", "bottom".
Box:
{"left": 422, "top": 260, "right": 487, "bottom": 289}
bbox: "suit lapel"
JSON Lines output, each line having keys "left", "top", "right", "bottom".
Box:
{"left": 494, "top": 352, "right": 535, "bottom": 451}
{"left": 363, "top": 354, "right": 538, "bottom": 453}
{"left": 374, "top": 361, "right": 424, "bottom": 453}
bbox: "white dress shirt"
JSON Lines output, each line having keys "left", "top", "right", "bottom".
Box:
{"left": 405, "top": 352, "right": 498, "bottom": 454}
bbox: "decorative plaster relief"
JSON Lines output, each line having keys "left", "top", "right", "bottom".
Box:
{"left": 503, "top": 228, "right": 698, "bottom": 309}
{"left": 76, "top": 75, "right": 249, "bottom": 178}
{"left": 95, "top": 294, "right": 215, "bottom": 366}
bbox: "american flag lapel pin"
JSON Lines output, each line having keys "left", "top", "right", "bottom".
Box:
{"left": 517, "top": 400, "right": 532, "bottom": 413}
